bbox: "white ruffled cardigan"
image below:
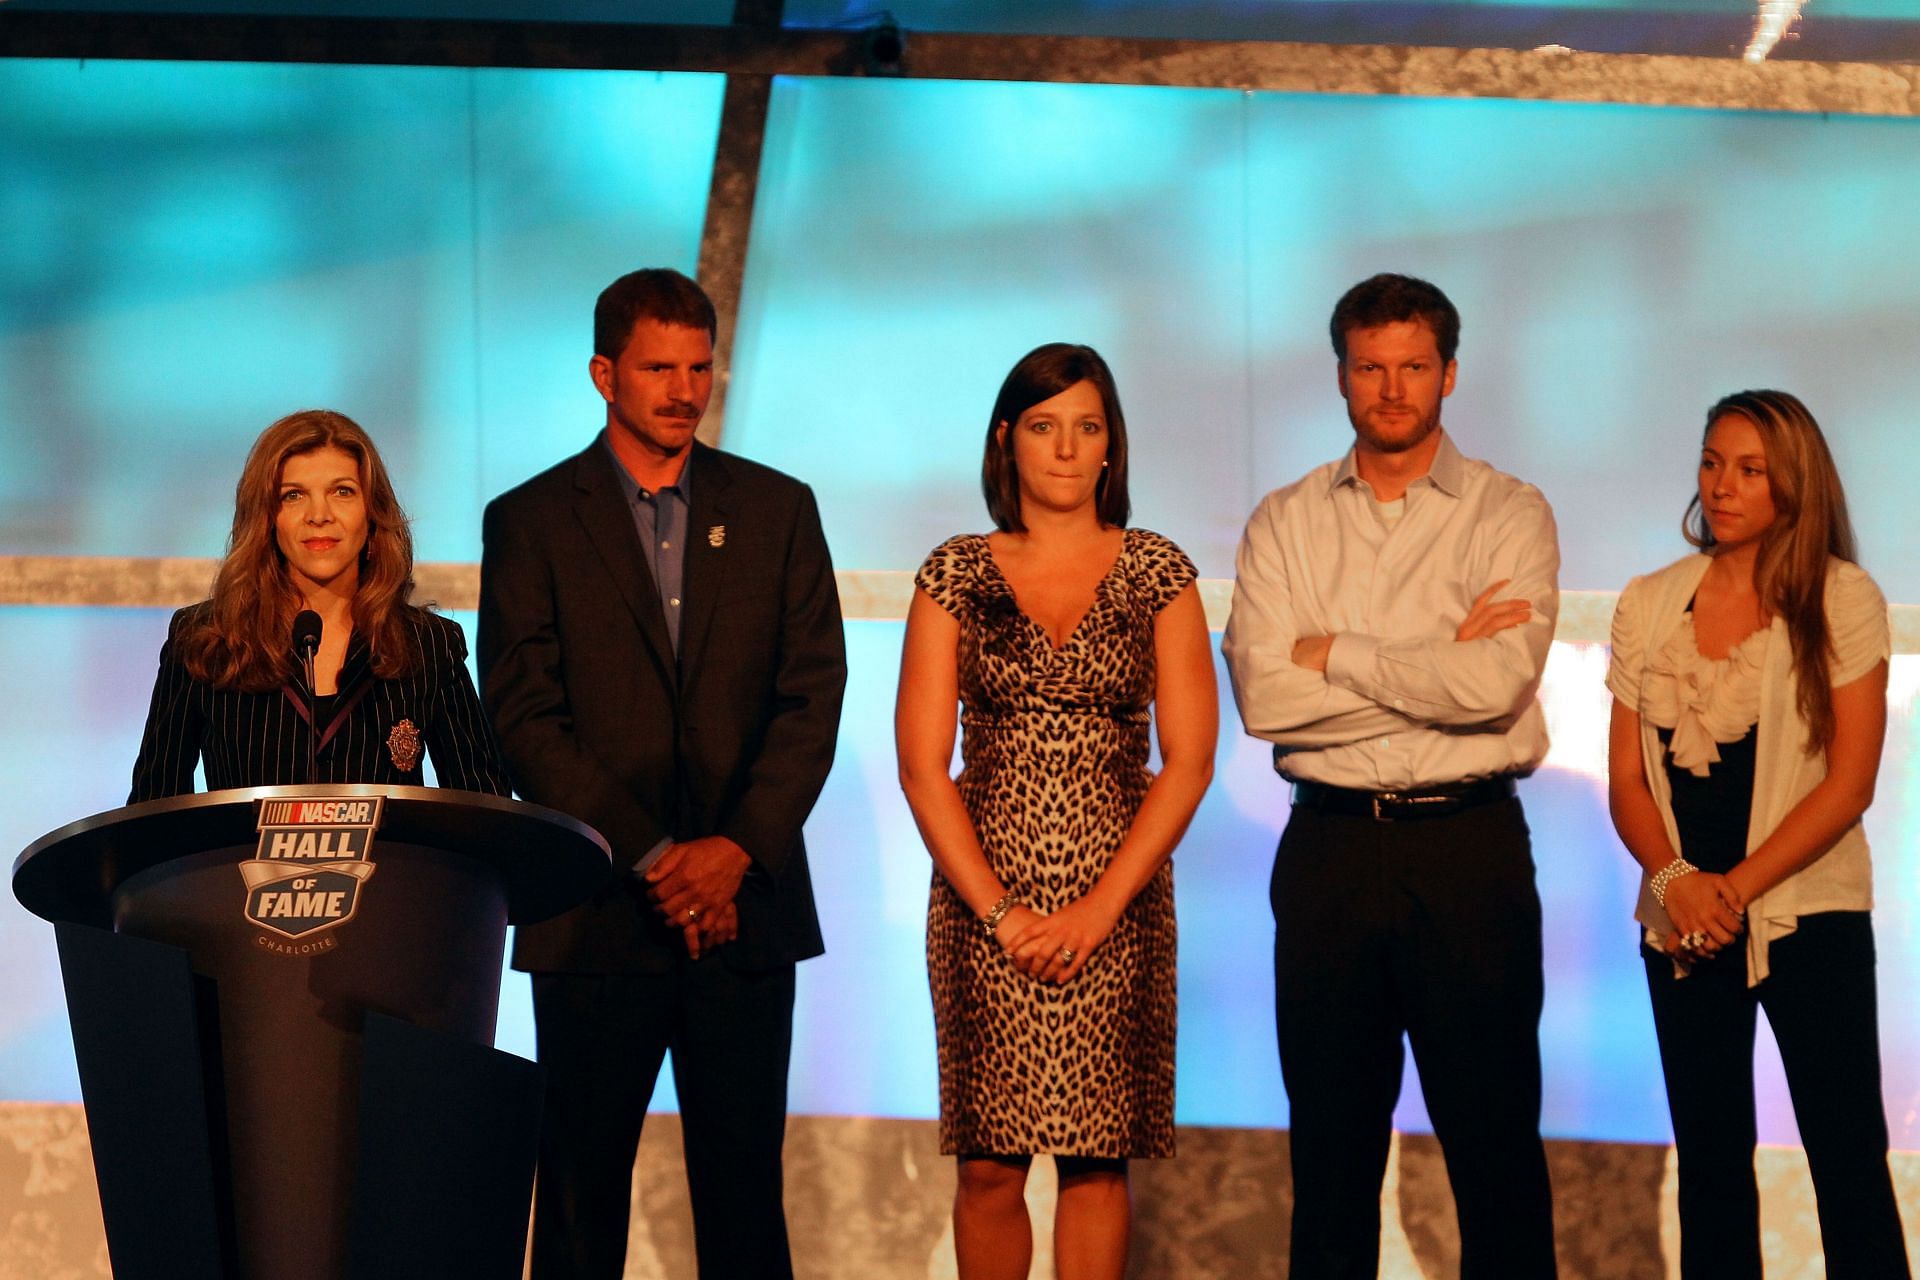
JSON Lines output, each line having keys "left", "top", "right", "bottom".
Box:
{"left": 1607, "top": 553, "right": 1890, "bottom": 986}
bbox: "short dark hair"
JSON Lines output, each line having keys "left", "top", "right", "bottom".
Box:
{"left": 981, "top": 343, "right": 1131, "bottom": 533}
{"left": 593, "top": 268, "right": 717, "bottom": 359}
{"left": 1329, "top": 273, "right": 1460, "bottom": 364}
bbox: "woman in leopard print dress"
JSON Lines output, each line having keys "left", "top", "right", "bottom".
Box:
{"left": 896, "top": 343, "right": 1217, "bottom": 1280}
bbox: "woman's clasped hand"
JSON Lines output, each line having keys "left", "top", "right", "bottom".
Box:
{"left": 992, "top": 894, "right": 1123, "bottom": 985}
{"left": 1659, "top": 869, "right": 1745, "bottom": 957}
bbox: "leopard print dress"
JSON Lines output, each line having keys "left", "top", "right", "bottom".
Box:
{"left": 915, "top": 527, "right": 1196, "bottom": 1158}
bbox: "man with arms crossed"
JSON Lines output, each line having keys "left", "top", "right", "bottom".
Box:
{"left": 479, "top": 268, "right": 846, "bottom": 1279}
{"left": 1222, "top": 273, "right": 1559, "bottom": 1278}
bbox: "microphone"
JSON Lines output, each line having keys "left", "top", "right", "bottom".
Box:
{"left": 293, "top": 610, "right": 323, "bottom": 785}
{"left": 292, "top": 610, "right": 323, "bottom": 659}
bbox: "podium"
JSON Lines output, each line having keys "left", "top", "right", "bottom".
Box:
{"left": 12, "top": 784, "right": 610, "bottom": 1280}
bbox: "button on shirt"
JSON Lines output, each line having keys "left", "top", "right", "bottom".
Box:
{"left": 605, "top": 433, "right": 690, "bottom": 656}
{"left": 1222, "top": 431, "right": 1559, "bottom": 790}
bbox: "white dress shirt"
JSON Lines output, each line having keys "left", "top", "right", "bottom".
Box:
{"left": 1222, "top": 430, "right": 1560, "bottom": 790}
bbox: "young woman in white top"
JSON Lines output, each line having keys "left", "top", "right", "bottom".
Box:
{"left": 1606, "top": 389, "right": 1907, "bottom": 1279}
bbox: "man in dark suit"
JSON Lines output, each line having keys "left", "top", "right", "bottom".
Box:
{"left": 477, "top": 268, "right": 846, "bottom": 1280}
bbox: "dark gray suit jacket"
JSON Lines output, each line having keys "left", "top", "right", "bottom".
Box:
{"left": 478, "top": 437, "right": 846, "bottom": 974}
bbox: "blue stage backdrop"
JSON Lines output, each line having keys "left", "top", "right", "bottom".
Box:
{"left": 2, "top": 60, "right": 1917, "bottom": 1151}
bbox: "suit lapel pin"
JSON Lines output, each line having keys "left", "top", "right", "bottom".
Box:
{"left": 708, "top": 525, "right": 726, "bottom": 548}
{"left": 386, "top": 719, "right": 423, "bottom": 772}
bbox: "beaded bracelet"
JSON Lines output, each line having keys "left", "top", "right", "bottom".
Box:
{"left": 1650, "top": 857, "right": 1700, "bottom": 910}
{"left": 980, "top": 892, "right": 1022, "bottom": 937}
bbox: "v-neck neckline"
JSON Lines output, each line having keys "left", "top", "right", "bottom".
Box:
{"left": 980, "top": 528, "right": 1130, "bottom": 654}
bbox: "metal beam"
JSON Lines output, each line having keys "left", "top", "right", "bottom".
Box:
{"left": 3, "top": 11, "right": 1918, "bottom": 117}
{"left": 7, "top": 556, "right": 1920, "bottom": 649}
{"left": 0, "top": 554, "right": 1606, "bottom": 644}
{"left": 694, "top": 0, "right": 782, "bottom": 444}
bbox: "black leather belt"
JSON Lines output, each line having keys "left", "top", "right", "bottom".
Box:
{"left": 1291, "top": 776, "right": 1516, "bottom": 822}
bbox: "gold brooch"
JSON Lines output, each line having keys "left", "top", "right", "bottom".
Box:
{"left": 386, "top": 719, "right": 423, "bottom": 772}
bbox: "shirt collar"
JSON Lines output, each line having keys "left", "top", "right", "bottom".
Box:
{"left": 1328, "top": 428, "right": 1465, "bottom": 499}
{"left": 601, "top": 429, "right": 693, "bottom": 505}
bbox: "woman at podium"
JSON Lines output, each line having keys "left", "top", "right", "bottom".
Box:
{"left": 130, "top": 408, "right": 510, "bottom": 800}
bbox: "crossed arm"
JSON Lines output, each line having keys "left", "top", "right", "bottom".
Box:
{"left": 895, "top": 583, "right": 1217, "bottom": 984}
{"left": 1222, "top": 489, "right": 1558, "bottom": 752}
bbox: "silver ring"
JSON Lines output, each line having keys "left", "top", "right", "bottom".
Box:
{"left": 1057, "top": 947, "right": 1076, "bottom": 964}
{"left": 687, "top": 906, "right": 700, "bottom": 921}
{"left": 1684, "top": 930, "right": 1706, "bottom": 950}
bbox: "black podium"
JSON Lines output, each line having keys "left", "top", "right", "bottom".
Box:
{"left": 12, "top": 784, "right": 610, "bottom": 1280}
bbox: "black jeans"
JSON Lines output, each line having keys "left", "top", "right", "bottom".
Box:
{"left": 1644, "top": 910, "right": 1909, "bottom": 1280}
{"left": 1271, "top": 797, "right": 1557, "bottom": 1280}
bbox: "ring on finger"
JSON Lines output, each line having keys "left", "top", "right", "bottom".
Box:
{"left": 1057, "top": 946, "right": 1076, "bottom": 964}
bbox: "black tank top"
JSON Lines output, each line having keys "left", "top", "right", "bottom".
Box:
{"left": 1657, "top": 601, "right": 1760, "bottom": 874}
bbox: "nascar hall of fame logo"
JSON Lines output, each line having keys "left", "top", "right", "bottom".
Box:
{"left": 241, "top": 796, "right": 384, "bottom": 954}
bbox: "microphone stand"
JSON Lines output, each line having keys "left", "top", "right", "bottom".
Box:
{"left": 302, "top": 646, "right": 319, "bottom": 787}
{"left": 294, "top": 610, "right": 323, "bottom": 787}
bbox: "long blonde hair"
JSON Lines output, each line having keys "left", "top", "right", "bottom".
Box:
{"left": 183, "top": 409, "right": 420, "bottom": 690}
{"left": 1683, "top": 389, "right": 1857, "bottom": 750}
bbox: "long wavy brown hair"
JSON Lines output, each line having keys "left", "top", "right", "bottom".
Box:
{"left": 1683, "top": 389, "right": 1858, "bottom": 751}
{"left": 182, "top": 409, "right": 420, "bottom": 690}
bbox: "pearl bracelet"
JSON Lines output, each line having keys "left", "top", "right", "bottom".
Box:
{"left": 1650, "top": 857, "right": 1701, "bottom": 910}
{"left": 980, "top": 892, "right": 1021, "bottom": 937}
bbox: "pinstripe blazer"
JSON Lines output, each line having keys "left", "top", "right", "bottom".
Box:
{"left": 129, "top": 604, "right": 511, "bottom": 802}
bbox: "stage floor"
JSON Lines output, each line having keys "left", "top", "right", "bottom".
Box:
{"left": 5, "top": 1101, "right": 1917, "bottom": 1277}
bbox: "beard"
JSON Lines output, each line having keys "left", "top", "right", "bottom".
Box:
{"left": 1349, "top": 401, "right": 1442, "bottom": 454}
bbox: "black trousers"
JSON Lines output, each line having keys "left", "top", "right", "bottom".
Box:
{"left": 528, "top": 958, "right": 798, "bottom": 1280}
{"left": 1644, "top": 911, "right": 1909, "bottom": 1280}
{"left": 1271, "top": 797, "right": 1557, "bottom": 1280}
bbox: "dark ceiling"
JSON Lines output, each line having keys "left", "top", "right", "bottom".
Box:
{"left": 3, "top": 0, "right": 1915, "bottom": 62}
